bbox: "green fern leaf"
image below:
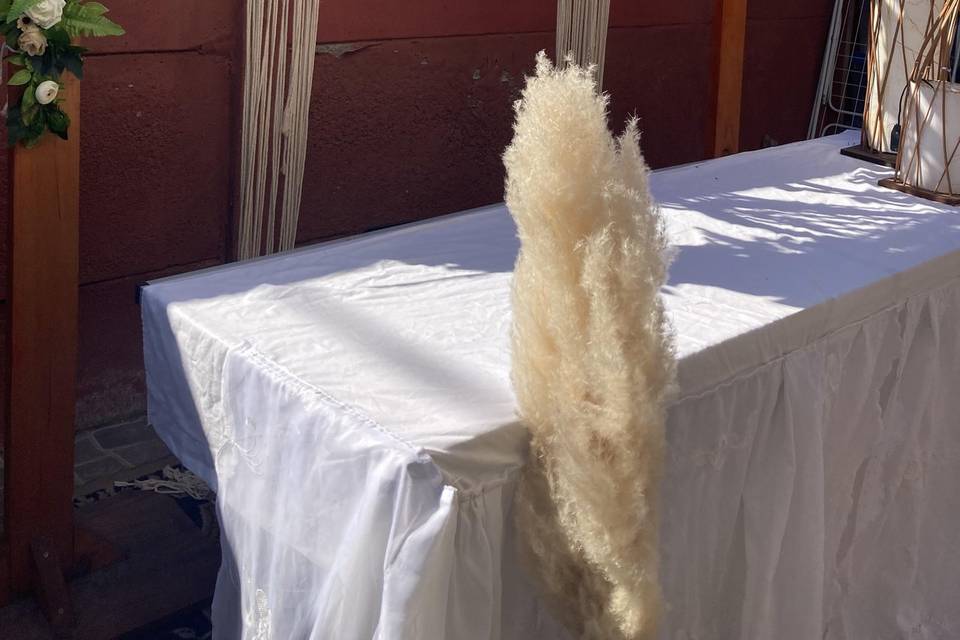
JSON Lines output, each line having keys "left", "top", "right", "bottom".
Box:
{"left": 72, "top": 1, "right": 106, "bottom": 16}
{"left": 6, "top": 0, "right": 41, "bottom": 23}
{"left": 61, "top": 1, "right": 124, "bottom": 37}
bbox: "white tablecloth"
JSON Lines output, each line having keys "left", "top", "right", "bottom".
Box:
{"left": 142, "top": 131, "right": 960, "bottom": 639}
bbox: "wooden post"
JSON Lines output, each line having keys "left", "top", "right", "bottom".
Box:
{"left": 4, "top": 74, "right": 81, "bottom": 594}
{"left": 711, "top": 0, "right": 748, "bottom": 156}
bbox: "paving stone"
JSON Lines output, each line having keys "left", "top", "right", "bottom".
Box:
{"left": 75, "top": 435, "right": 104, "bottom": 465}
{"left": 75, "top": 456, "right": 130, "bottom": 485}
{"left": 92, "top": 419, "right": 154, "bottom": 450}
{"left": 113, "top": 438, "right": 172, "bottom": 468}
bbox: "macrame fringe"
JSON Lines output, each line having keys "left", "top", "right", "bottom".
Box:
{"left": 115, "top": 465, "right": 212, "bottom": 501}
{"left": 237, "top": 0, "right": 321, "bottom": 259}
{"left": 556, "top": 0, "right": 611, "bottom": 87}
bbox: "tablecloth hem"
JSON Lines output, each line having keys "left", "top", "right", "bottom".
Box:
{"left": 675, "top": 255, "right": 960, "bottom": 404}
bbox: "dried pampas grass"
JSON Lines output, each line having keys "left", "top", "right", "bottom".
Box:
{"left": 504, "top": 52, "right": 675, "bottom": 640}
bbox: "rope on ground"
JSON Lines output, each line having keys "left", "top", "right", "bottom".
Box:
{"left": 115, "top": 465, "right": 212, "bottom": 501}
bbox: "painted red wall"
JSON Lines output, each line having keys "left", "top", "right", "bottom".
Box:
{"left": 1, "top": 0, "right": 238, "bottom": 430}
{"left": 740, "top": 0, "right": 835, "bottom": 149}
{"left": 0, "top": 0, "right": 832, "bottom": 431}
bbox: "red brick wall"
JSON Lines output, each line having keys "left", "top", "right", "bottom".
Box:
{"left": 0, "top": 1, "right": 832, "bottom": 430}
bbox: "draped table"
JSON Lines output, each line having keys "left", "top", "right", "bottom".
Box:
{"left": 142, "top": 131, "right": 960, "bottom": 640}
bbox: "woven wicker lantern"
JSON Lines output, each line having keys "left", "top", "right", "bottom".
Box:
{"left": 879, "top": 0, "right": 960, "bottom": 204}
{"left": 843, "top": 0, "right": 947, "bottom": 165}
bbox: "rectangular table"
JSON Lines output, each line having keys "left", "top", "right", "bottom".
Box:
{"left": 143, "top": 131, "right": 960, "bottom": 639}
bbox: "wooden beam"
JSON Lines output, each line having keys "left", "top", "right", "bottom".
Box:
{"left": 29, "top": 537, "right": 75, "bottom": 638}
{"left": 4, "top": 74, "right": 81, "bottom": 594}
{"left": 711, "top": 0, "right": 748, "bottom": 156}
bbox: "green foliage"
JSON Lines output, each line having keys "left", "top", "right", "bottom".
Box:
{"left": 6, "top": 74, "right": 68, "bottom": 146}
{"left": 61, "top": 45, "right": 84, "bottom": 77}
{"left": 46, "top": 24, "right": 69, "bottom": 45}
{"left": 26, "top": 26, "right": 87, "bottom": 79}
{"left": 7, "top": 68, "right": 31, "bottom": 84}
{"left": 3, "top": 0, "right": 123, "bottom": 147}
{"left": 21, "top": 82, "right": 39, "bottom": 125}
{"left": 7, "top": 102, "right": 48, "bottom": 148}
{"left": 2, "top": 20, "right": 18, "bottom": 47}
{"left": 6, "top": 0, "right": 40, "bottom": 23}
{"left": 46, "top": 105, "right": 69, "bottom": 139}
{"left": 61, "top": 1, "right": 123, "bottom": 37}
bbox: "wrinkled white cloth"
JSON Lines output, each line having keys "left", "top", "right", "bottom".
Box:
{"left": 142, "top": 131, "right": 960, "bottom": 639}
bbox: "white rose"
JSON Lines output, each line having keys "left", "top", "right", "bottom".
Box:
{"left": 25, "top": 0, "right": 66, "bottom": 29}
{"left": 17, "top": 25, "right": 47, "bottom": 57}
{"left": 35, "top": 80, "right": 59, "bottom": 105}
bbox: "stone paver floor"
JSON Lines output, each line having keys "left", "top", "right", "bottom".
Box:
{"left": 0, "top": 416, "right": 178, "bottom": 506}
{"left": 74, "top": 417, "right": 178, "bottom": 495}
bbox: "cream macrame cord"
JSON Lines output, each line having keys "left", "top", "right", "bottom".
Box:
{"left": 556, "top": 0, "right": 612, "bottom": 86}
{"left": 115, "top": 465, "right": 211, "bottom": 501}
{"left": 237, "top": 0, "right": 321, "bottom": 259}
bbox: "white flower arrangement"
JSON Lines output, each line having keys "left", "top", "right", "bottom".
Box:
{"left": 25, "top": 0, "right": 64, "bottom": 29}
{"left": 1, "top": 0, "right": 124, "bottom": 147}
{"left": 34, "top": 78, "right": 57, "bottom": 103}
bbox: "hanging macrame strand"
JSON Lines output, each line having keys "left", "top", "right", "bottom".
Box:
{"left": 556, "top": 0, "right": 612, "bottom": 86}
{"left": 237, "top": 0, "right": 321, "bottom": 260}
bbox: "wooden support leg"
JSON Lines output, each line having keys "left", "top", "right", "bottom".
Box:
{"left": 4, "top": 76, "right": 81, "bottom": 596}
{"left": 30, "top": 537, "right": 75, "bottom": 639}
{"left": 2, "top": 65, "right": 122, "bottom": 622}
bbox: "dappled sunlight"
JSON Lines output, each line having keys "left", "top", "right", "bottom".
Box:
{"left": 655, "top": 137, "right": 960, "bottom": 311}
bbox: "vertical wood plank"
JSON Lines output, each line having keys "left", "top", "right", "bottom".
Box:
{"left": 0, "top": 540, "right": 9, "bottom": 606}
{"left": 711, "top": 0, "right": 748, "bottom": 156}
{"left": 5, "top": 74, "right": 80, "bottom": 592}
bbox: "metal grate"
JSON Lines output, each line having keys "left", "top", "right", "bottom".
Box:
{"left": 809, "top": 0, "right": 872, "bottom": 138}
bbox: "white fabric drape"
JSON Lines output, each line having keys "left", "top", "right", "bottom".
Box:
{"left": 206, "top": 343, "right": 565, "bottom": 639}
{"left": 663, "top": 277, "right": 960, "bottom": 639}
{"left": 144, "top": 275, "right": 960, "bottom": 639}
{"left": 142, "top": 133, "right": 960, "bottom": 639}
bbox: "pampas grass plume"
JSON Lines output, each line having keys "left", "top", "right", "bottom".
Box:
{"left": 504, "top": 52, "right": 675, "bottom": 640}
